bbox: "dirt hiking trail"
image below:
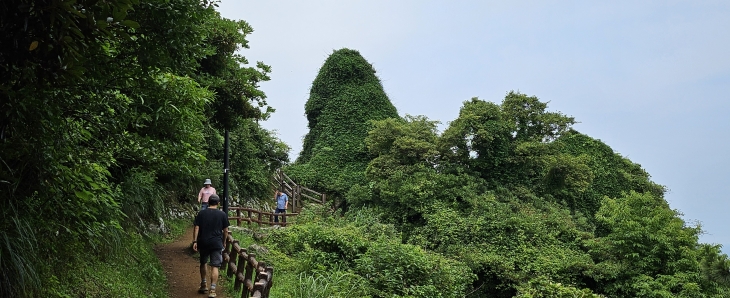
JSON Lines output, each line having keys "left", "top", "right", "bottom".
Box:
{"left": 155, "top": 226, "right": 228, "bottom": 298}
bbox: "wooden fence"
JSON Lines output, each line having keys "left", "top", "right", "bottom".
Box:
{"left": 225, "top": 169, "right": 326, "bottom": 227}
{"left": 213, "top": 169, "right": 327, "bottom": 297}
{"left": 222, "top": 233, "right": 273, "bottom": 298}
{"left": 228, "top": 206, "right": 298, "bottom": 227}
{"left": 272, "top": 169, "right": 326, "bottom": 214}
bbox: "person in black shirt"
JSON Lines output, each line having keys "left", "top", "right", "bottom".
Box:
{"left": 192, "top": 194, "right": 229, "bottom": 298}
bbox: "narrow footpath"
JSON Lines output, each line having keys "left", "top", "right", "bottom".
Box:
{"left": 155, "top": 226, "right": 228, "bottom": 298}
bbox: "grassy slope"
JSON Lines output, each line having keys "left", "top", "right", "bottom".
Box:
{"left": 44, "top": 218, "right": 191, "bottom": 298}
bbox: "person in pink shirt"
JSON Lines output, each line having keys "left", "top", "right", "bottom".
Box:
{"left": 198, "top": 179, "right": 217, "bottom": 210}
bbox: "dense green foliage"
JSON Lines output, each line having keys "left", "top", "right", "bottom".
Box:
{"left": 3, "top": 1, "right": 727, "bottom": 295}
{"left": 553, "top": 132, "right": 666, "bottom": 216}
{"left": 0, "top": 0, "right": 285, "bottom": 296}
{"left": 288, "top": 48, "right": 399, "bottom": 200}
{"left": 357, "top": 94, "right": 729, "bottom": 297}
{"left": 46, "top": 219, "right": 190, "bottom": 298}
{"left": 280, "top": 84, "right": 730, "bottom": 296}
{"left": 228, "top": 119, "right": 290, "bottom": 201}
{"left": 242, "top": 206, "right": 474, "bottom": 297}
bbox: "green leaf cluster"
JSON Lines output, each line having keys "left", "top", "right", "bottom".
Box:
{"left": 228, "top": 119, "right": 290, "bottom": 201}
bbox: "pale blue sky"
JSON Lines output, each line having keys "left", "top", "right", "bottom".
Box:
{"left": 218, "top": 0, "right": 730, "bottom": 251}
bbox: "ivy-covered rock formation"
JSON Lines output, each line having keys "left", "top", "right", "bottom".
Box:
{"left": 289, "top": 48, "right": 399, "bottom": 199}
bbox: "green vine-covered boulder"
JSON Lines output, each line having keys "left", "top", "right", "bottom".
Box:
{"left": 289, "top": 48, "right": 399, "bottom": 199}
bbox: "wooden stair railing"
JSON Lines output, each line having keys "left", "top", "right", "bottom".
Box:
{"left": 271, "top": 169, "right": 326, "bottom": 214}
{"left": 227, "top": 169, "right": 326, "bottom": 227}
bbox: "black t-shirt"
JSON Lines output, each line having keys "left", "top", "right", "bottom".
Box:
{"left": 194, "top": 208, "right": 230, "bottom": 250}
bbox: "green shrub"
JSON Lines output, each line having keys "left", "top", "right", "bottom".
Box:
{"left": 354, "top": 240, "right": 474, "bottom": 297}
{"left": 120, "top": 169, "right": 166, "bottom": 225}
{"left": 266, "top": 223, "right": 369, "bottom": 269}
{"left": 260, "top": 208, "right": 473, "bottom": 297}
{"left": 516, "top": 277, "right": 602, "bottom": 298}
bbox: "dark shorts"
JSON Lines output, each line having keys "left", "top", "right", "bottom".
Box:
{"left": 199, "top": 247, "right": 223, "bottom": 267}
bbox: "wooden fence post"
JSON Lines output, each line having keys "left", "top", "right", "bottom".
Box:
{"left": 236, "top": 208, "right": 241, "bottom": 226}
{"left": 235, "top": 250, "right": 246, "bottom": 292}
{"left": 252, "top": 278, "right": 266, "bottom": 297}
{"left": 227, "top": 241, "right": 239, "bottom": 278}
{"left": 264, "top": 266, "right": 274, "bottom": 297}
{"left": 243, "top": 253, "right": 255, "bottom": 298}
{"left": 296, "top": 185, "right": 301, "bottom": 212}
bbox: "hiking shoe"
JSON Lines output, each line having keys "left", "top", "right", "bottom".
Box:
{"left": 208, "top": 289, "right": 217, "bottom": 297}
{"left": 198, "top": 282, "right": 208, "bottom": 293}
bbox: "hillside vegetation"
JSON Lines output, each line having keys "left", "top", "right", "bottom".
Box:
{"left": 264, "top": 49, "right": 730, "bottom": 297}
{"left": 2, "top": 0, "right": 729, "bottom": 296}
{"left": 0, "top": 1, "right": 285, "bottom": 296}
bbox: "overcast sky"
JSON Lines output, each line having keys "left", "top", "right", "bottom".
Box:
{"left": 218, "top": 0, "right": 730, "bottom": 251}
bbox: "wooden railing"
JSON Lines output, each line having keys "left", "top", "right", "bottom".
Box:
{"left": 222, "top": 233, "right": 273, "bottom": 298}
{"left": 228, "top": 206, "right": 298, "bottom": 227}
{"left": 272, "top": 169, "right": 326, "bottom": 213}
{"left": 214, "top": 169, "right": 327, "bottom": 297}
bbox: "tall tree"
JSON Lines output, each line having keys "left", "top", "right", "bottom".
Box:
{"left": 194, "top": 13, "right": 271, "bottom": 212}
{"left": 0, "top": 0, "right": 273, "bottom": 296}
{"left": 197, "top": 15, "right": 271, "bottom": 130}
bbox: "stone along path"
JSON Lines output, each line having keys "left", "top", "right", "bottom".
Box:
{"left": 155, "top": 226, "right": 228, "bottom": 298}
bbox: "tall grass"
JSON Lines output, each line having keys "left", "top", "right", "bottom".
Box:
{"left": 0, "top": 216, "right": 41, "bottom": 297}
{"left": 42, "top": 231, "right": 170, "bottom": 298}
{"left": 290, "top": 270, "right": 369, "bottom": 298}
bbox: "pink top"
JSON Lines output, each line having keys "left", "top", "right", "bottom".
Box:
{"left": 198, "top": 186, "right": 217, "bottom": 203}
